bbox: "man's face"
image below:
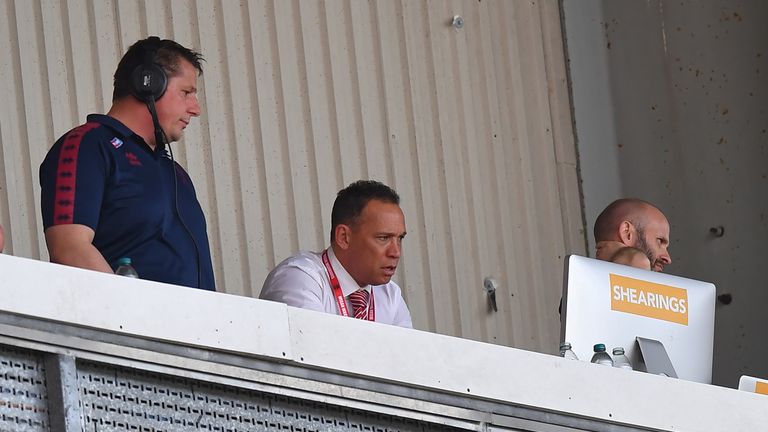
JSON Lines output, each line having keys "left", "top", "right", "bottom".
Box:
{"left": 343, "top": 200, "right": 406, "bottom": 287}
{"left": 155, "top": 59, "right": 201, "bottom": 143}
{"left": 633, "top": 210, "right": 672, "bottom": 272}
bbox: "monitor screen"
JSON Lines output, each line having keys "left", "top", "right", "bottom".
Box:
{"left": 560, "top": 255, "right": 716, "bottom": 384}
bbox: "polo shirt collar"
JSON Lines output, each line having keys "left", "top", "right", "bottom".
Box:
{"left": 87, "top": 114, "right": 136, "bottom": 138}
{"left": 86, "top": 114, "right": 165, "bottom": 158}
{"left": 326, "top": 247, "right": 371, "bottom": 296}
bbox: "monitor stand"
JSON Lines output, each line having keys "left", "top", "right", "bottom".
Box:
{"left": 635, "top": 337, "right": 678, "bottom": 378}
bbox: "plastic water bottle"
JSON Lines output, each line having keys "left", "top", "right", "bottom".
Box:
{"left": 612, "top": 347, "right": 633, "bottom": 370}
{"left": 590, "top": 343, "right": 613, "bottom": 366}
{"left": 115, "top": 257, "right": 139, "bottom": 278}
{"left": 559, "top": 342, "right": 579, "bottom": 360}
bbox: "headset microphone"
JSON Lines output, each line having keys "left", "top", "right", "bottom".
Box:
{"left": 145, "top": 95, "right": 167, "bottom": 152}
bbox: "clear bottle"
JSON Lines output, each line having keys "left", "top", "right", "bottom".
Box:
{"left": 590, "top": 343, "right": 614, "bottom": 366}
{"left": 115, "top": 257, "right": 139, "bottom": 278}
{"left": 612, "top": 347, "right": 633, "bottom": 370}
{"left": 559, "top": 342, "right": 579, "bottom": 360}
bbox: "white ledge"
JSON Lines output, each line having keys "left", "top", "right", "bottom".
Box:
{"left": 0, "top": 253, "right": 765, "bottom": 431}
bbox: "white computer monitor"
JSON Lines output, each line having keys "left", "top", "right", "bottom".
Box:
{"left": 738, "top": 375, "right": 768, "bottom": 395}
{"left": 561, "top": 255, "right": 716, "bottom": 384}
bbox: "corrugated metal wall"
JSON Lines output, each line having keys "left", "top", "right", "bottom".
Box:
{"left": 0, "top": 0, "right": 584, "bottom": 354}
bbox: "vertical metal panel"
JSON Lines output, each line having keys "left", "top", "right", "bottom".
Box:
{"left": 4, "top": 0, "right": 48, "bottom": 260}
{"left": 196, "top": 1, "right": 249, "bottom": 296}
{"left": 0, "top": 0, "right": 21, "bottom": 255}
{"left": 298, "top": 0, "right": 342, "bottom": 244}
{"left": 401, "top": 0, "right": 458, "bottom": 337}
{"left": 249, "top": 0, "right": 301, "bottom": 272}
{"left": 374, "top": 0, "right": 435, "bottom": 333}
{"left": 324, "top": 2, "right": 361, "bottom": 184}
{"left": 0, "top": 0, "right": 584, "bottom": 355}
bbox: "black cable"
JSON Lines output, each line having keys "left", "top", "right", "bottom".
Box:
{"left": 166, "top": 138, "right": 203, "bottom": 289}
{"left": 146, "top": 97, "right": 203, "bottom": 289}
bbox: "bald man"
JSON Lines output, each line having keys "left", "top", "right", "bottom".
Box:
{"left": 593, "top": 199, "right": 672, "bottom": 272}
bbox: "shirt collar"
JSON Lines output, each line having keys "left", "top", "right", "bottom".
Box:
{"left": 86, "top": 114, "right": 166, "bottom": 158}
{"left": 326, "top": 247, "right": 371, "bottom": 297}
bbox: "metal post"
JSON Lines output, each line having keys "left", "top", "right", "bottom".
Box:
{"left": 44, "top": 354, "right": 82, "bottom": 432}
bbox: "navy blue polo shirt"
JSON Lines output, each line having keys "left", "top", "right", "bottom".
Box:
{"left": 40, "top": 114, "right": 215, "bottom": 291}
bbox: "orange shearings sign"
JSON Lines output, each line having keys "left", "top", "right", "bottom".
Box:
{"left": 756, "top": 381, "right": 768, "bottom": 395}
{"left": 610, "top": 274, "right": 689, "bottom": 325}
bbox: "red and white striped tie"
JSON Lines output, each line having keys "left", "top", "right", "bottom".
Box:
{"left": 349, "top": 289, "right": 370, "bottom": 319}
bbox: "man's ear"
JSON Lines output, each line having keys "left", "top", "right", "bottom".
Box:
{"left": 618, "top": 220, "right": 635, "bottom": 245}
{"left": 334, "top": 224, "right": 352, "bottom": 250}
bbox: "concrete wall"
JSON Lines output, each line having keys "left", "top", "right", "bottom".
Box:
{"left": 563, "top": 0, "right": 768, "bottom": 386}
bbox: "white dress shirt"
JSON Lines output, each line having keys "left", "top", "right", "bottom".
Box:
{"left": 259, "top": 248, "right": 413, "bottom": 328}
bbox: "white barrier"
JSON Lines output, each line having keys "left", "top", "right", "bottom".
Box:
{"left": 0, "top": 253, "right": 765, "bottom": 431}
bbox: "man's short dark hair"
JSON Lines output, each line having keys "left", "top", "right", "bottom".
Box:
{"left": 112, "top": 36, "right": 204, "bottom": 101}
{"left": 331, "top": 180, "right": 400, "bottom": 242}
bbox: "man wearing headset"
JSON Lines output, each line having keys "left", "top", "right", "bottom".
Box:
{"left": 39, "top": 37, "right": 215, "bottom": 291}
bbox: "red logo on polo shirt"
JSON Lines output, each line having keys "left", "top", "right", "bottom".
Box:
{"left": 125, "top": 152, "right": 142, "bottom": 167}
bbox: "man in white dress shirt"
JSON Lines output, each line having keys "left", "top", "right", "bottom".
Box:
{"left": 259, "top": 180, "right": 413, "bottom": 328}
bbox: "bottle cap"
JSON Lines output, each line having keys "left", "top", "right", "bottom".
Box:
{"left": 593, "top": 343, "right": 606, "bottom": 352}
{"left": 612, "top": 347, "right": 625, "bottom": 355}
{"left": 560, "top": 342, "right": 572, "bottom": 350}
{"left": 117, "top": 257, "right": 132, "bottom": 266}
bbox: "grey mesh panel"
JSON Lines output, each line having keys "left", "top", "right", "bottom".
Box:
{"left": 77, "top": 361, "right": 457, "bottom": 432}
{"left": 0, "top": 335, "right": 640, "bottom": 432}
{"left": 0, "top": 345, "right": 50, "bottom": 432}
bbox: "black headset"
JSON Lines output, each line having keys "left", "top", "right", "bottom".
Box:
{"left": 129, "top": 37, "right": 167, "bottom": 103}
{"left": 128, "top": 37, "right": 168, "bottom": 150}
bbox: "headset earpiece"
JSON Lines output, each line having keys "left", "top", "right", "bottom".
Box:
{"left": 129, "top": 39, "right": 167, "bottom": 102}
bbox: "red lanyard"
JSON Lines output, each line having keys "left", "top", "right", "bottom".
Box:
{"left": 322, "top": 250, "right": 375, "bottom": 321}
